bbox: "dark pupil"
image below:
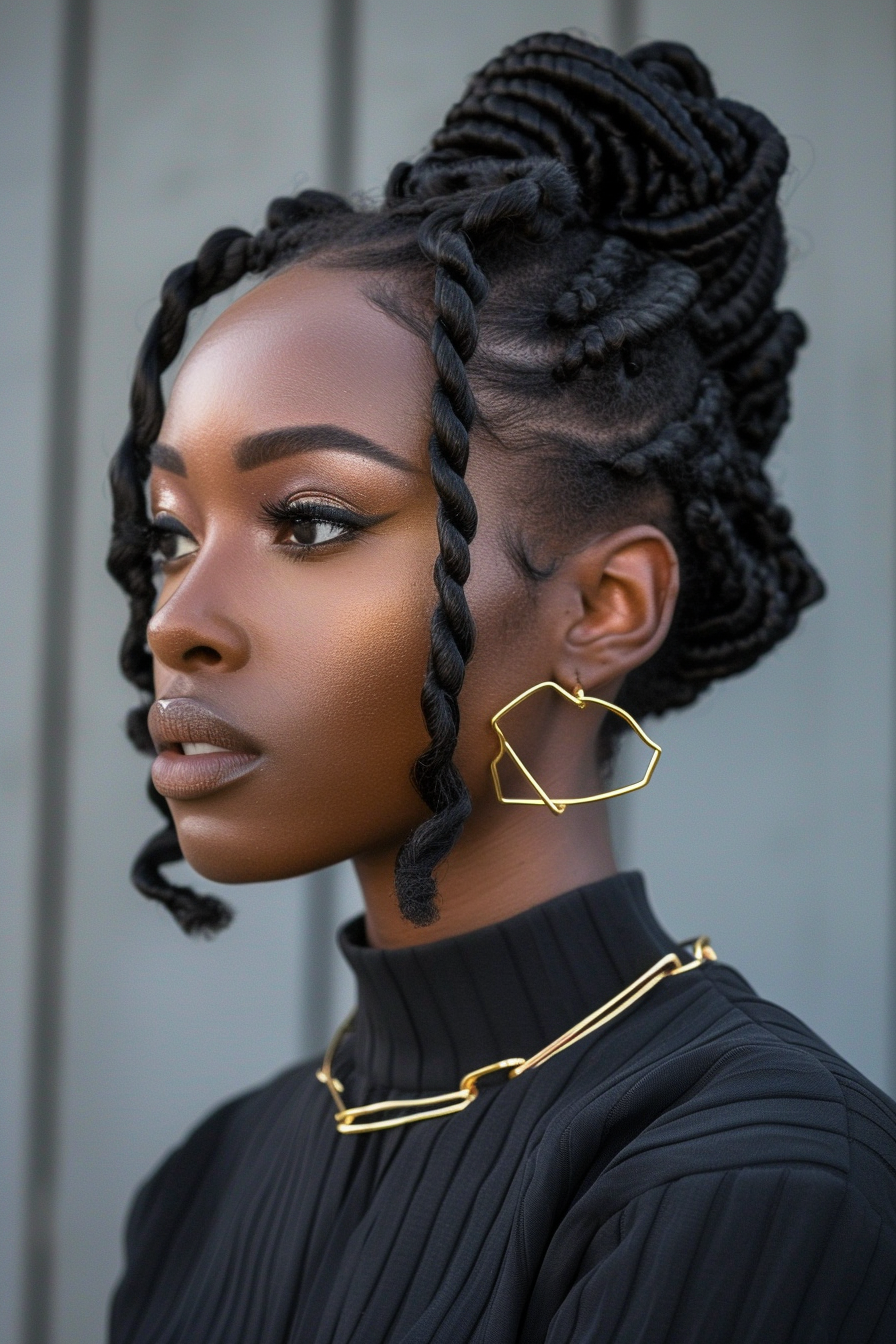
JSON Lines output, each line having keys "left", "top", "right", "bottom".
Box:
{"left": 156, "top": 531, "right": 180, "bottom": 560}
{"left": 292, "top": 519, "right": 319, "bottom": 545}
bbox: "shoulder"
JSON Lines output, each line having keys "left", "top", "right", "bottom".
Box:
{"left": 541, "top": 1161, "right": 896, "bottom": 1344}
{"left": 112, "top": 1060, "right": 319, "bottom": 1324}
{"left": 595, "top": 962, "right": 896, "bottom": 1228}
{"left": 128, "top": 1059, "right": 319, "bottom": 1236}
{"left": 534, "top": 977, "right": 896, "bottom": 1341}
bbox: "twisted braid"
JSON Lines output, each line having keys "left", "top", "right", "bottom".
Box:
{"left": 391, "top": 163, "right": 576, "bottom": 922}
{"left": 429, "top": 34, "right": 802, "bottom": 455}
{"left": 110, "top": 32, "right": 823, "bottom": 932}
{"left": 391, "top": 208, "right": 481, "bottom": 923}
{"left": 108, "top": 191, "right": 351, "bottom": 933}
{"left": 606, "top": 375, "right": 816, "bottom": 714}
{"left": 551, "top": 244, "right": 701, "bottom": 379}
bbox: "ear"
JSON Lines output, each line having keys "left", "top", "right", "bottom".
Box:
{"left": 549, "top": 525, "right": 680, "bottom": 694}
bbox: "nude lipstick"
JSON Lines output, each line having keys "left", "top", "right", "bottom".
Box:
{"left": 149, "top": 698, "right": 262, "bottom": 800}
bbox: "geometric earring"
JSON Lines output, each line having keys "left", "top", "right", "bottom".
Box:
{"left": 489, "top": 679, "right": 662, "bottom": 815}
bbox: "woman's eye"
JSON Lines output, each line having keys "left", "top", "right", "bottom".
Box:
{"left": 152, "top": 517, "right": 199, "bottom": 567}
{"left": 160, "top": 532, "right": 199, "bottom": 561}
{"left": 261, "top": 495, "right": 380, "bottom": 556}
{"left": 288, "top": 516, "right": 350, "bottom": 547}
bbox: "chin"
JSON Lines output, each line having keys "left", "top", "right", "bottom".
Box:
{"left": 173, "top": 813, "right": 311, "bottom": 885}
{"left": 180, "top": 844, "right": 296, "bottom": 886}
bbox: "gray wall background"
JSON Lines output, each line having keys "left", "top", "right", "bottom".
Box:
{"left": 1, "top": 1, "right": 893, "bottom": 1341}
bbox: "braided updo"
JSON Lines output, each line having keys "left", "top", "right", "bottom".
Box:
{"left": 108, "top": 33, "right": 823, "bottom": 933}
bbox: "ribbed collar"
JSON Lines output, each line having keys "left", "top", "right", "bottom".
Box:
{"left": 338, "top": 872, "right": 678, "bottom": 1092}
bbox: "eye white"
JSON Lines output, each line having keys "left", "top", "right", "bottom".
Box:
{"left": 310, "top": 520, "right": 345, "bottom": 544}
{"left": 291, "top": 518, "right": 347, "bottom": 546}
{"left": 170, "top": 532, "right": 199, "bottom": 560}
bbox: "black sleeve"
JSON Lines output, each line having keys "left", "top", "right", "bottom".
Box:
{"left": 543, "top": 1165, "right": 896, "bottom": 1344}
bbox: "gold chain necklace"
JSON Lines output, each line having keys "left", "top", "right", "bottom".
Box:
{"left": 317, "top": 936, "right": 716, "bottom": 1134}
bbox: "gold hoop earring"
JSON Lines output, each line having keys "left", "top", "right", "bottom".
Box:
{"left": 489, "top": 680, "right": 661, "bottom": 815}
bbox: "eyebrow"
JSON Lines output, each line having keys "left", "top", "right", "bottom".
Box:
{"left": 233, "top": 424, "right": 416, "bottom": 473}
{"left": 150, "top": 443, "right": 188, "bottom": 476}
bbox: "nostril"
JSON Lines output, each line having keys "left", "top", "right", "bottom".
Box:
{"left": 183, "top": 645, "right": 223, "bottom": 666}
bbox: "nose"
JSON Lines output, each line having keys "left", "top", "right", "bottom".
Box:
{"left": 148, "top": 575, "right": 251, "bottom": 673}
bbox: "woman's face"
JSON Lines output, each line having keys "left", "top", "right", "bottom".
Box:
{"left": 147, "top": 264, "right": 542, "bottom": 884}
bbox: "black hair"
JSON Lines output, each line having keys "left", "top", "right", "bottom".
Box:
{"left": 108, "top": 33, "right": 823, "bottom": 934}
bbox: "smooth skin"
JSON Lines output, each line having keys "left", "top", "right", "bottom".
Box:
{"left": 147, "top": 263, "right": 679, "bottom": 949}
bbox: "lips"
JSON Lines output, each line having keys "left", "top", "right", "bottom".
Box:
{"left": 149, "top": 698, "right": 262, "bottom": 800}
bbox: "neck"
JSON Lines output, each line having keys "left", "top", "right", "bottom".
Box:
{"left": 339, "top": 872, "right": 673, "bottom": 1092}
{"left": 354, "top": 796, "right": 618, "bottom": 949}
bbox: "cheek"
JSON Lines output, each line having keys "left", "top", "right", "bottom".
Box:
{"left": 170, "top": 545, "right": 438, "bottom": 881}
{"left": 250, "top": 545, "right": 435, "bottom": 796}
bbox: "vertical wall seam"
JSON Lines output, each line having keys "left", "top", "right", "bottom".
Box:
{"left": 610, "top": 0, "right": 641, "bottom": 53}
{"left": 21, "top": 0, "right": 93, "bottom": 1341}
{"left": 892, "top": 195, "right": 896, "bottom": 1099}
{"left": 325, "top": 0, "right": 358, "bottom": 197}
{"left": 299, "top": 0, "right": 361, "bottom": 1055}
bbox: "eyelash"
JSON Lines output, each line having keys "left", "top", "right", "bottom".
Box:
{"left": 149, "top": 497, "right": 372, "bottom": 575}
{"left": 260, "top": 496, "right": 372, "bottom": 555}
{"left": 150, "top": 515, "right": 198, "bottom": 572}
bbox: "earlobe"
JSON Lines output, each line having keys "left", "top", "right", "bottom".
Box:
{"left": 555, "top": 525, "right": 679, "bottom": 691}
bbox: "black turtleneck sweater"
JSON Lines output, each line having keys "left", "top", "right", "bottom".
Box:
{"left": 110, "top": 874, "right": 896, "bottom": 1342}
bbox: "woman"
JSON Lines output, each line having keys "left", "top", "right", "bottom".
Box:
{"left": 108, "top": 32, "right": 896, "bottom": 1343}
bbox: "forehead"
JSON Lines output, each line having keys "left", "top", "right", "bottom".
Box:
{"left": 162, "top": 263, "right": 433, "bottom": 451}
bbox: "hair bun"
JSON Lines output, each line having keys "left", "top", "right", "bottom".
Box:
{"left": 626, "top": 40, "right": 717, "bottom": 99}
{"left": 422, "top": 32, "right": 802, "bottom": 458}
{"left": 433, "top": 34, "right": 786, "bottom": 262}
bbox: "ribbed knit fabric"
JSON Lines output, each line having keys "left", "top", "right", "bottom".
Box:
{"left": 110, "top": 873, "right": 896, "bottom": 1343}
